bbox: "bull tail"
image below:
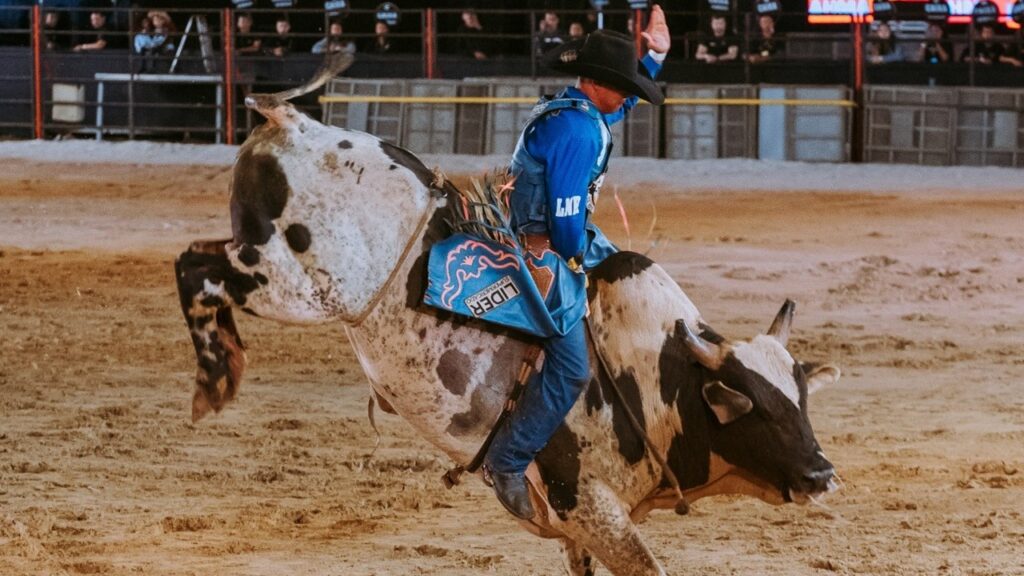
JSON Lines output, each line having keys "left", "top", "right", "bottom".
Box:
{"left": 174, "top": 240, "right": 249, "bottom": 422}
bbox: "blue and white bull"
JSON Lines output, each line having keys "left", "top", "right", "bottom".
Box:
{"left": 174, "top": 77, "right": 840, "bottom": 575}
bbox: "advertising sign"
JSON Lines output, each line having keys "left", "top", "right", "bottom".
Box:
{"left": 376, "top": 2, "right": 400, "bottom": 26}
{"left": 808, "top": 0, "right": 1018, "bottom": 26}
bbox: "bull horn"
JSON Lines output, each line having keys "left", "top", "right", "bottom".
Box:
{"left": 767, "top": 299, "right": 796, "bottom": 346}
{"left": 676, "top": 320, "right": 723, "bottom": 370}
{"left": 246, "top": 52, "right": 355, "bottom": 111}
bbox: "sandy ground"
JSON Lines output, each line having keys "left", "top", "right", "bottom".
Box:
{"left": 1, "top": 158, "right": 1023, "bottom": 576}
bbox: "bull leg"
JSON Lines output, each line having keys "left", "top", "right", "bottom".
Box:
{"left": 560, "top": 483, "right": 665, "bottom": 576}
{"left": 561, "top": 539, "right": 597, "bottom": 576}
{"left": 175, "top": 239, "right": 258, "bottom": 422}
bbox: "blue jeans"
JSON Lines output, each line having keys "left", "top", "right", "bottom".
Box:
{"left": 485, "top": 319, "right": 590, "bottom": 475}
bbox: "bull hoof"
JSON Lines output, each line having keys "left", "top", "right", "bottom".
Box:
{"left": 192, "top": 387, "right": 215, "bottom": 422}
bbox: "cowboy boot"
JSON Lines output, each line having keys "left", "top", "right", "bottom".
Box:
{"left": 488, "top": 469, "right": 535, "bottom": 520}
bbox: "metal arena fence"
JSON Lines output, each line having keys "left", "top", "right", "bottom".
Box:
{"left": 1, "top": 5, "right": 1023, "bottom": 166}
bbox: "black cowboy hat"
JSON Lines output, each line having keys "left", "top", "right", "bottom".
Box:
{"left": 542, "top": 29, "right": 664, "bottom": 105}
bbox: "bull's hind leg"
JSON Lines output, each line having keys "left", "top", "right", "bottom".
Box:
{"left": 175, "top": 239, "right": 259, "bottom": 421}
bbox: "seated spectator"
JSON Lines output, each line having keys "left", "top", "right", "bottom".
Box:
{"left": 537, "top": 11, "right": 564, "bottom": 55}
{"left": 368, "top": 21, "right": 392, "bottom": 54}
{"left": 746, "top": 14, "right": 783, "bottom": 63}
{"left": 43, "top": 11, "right": 65, "bottom": 51}
{"left": 264, "top": 14, "right": 293, "bottom": 57}
{"left": 72, "top": 11, "right": 112, "bottom": 52}
{"left": 918, "top": 22, "right": 952, "bottom": 65}
{"left": 457, "top": 9, "right": 489, "bottom": 60}
{"left": 568, "top": 21, "right": 585, "bottom": 41}
{"left": 133, "top": 11, "right": 175, "bottom": 57}
{"left": 961, "top": 24, "right": 1023, "bottom": 66}
{"left": 866, "top": 21, "right": 907, "bottom": 64}
{"left": 235, "top": 12, "right": 261, "bottom": 56}
{"left": 695, "top": 15, "right": 739, "bottom": 63}
{"left": 312, "top": 19, "right": 356, "bottom": 55}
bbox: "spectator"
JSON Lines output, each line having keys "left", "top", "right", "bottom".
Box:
{"left": 918, "top": 22, "right": 952, "bottom": 65}
{"left": 457, "top": 9, "right": 488, "bottom": 60}
{"left": 235, "top": 12, "right": 261, "bottom": 56}
{"left": 866, "top": 21, "right": 907, "bottom": 64}
{"left": 746, "top": 14, "right": 783, "bottom": 63}
{"left": 695, "top": 15, "right": 738, "bottom": 63}
{"left": 264, "top": 15, "right": 293, "bottom": 57}
{"left": 133, "top": 11, "right": 175, "bottom": 56}
{"left": 568, "top": 21, "right": 585, "bottom": 41}
{"left": 961, "top": 24, "right": 1023, "bottom": 66}
{"left": 312, "top": 19, "right": 356, "bottom": 55}
{"left": 72, "top": 11, "right": 111, "bottom": 52}
{"left": 368, "top": 21, "right": 392, "bottom": 54}
{"left": 537, "top": 11, "right": 564, "bottom": 55}
{"left": 43, "top": 11, "right": 65, "bottom": 51}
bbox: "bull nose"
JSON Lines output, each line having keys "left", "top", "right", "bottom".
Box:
{"left": 804, "top": 468, "right": 834, "bottom": 483}
{"left": 801, "top": 467, "right": 836, "bottom": 492}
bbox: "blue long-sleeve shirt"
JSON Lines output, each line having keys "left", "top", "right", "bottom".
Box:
{"left": 523, "top": 53, "right": 662, "bottom": 261}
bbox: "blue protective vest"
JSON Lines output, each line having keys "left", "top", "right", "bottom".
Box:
{"left": 508, "top": 93, "right": 618, "bottom": 270}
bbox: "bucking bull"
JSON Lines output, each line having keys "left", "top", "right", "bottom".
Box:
{"left": 174, "top": 56, "right": 841, "bottom": 576}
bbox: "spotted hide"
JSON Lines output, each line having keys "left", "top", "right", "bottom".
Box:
{"left": 175, "top": 96, "right": 841, "bottom": 576}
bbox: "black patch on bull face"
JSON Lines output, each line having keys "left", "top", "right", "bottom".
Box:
{"left": 231, "top": 149, "right": 291, "bottom": 246}
{"left": 284, "top": 223, "right": 312, "bottom": 253}
{"left": 338, "top": 140, "right": 353, "bottom": 149}
{"left": 437, "top": 349, "right": 471, "bottom": 396}
{"left": 587, "top": 251, "right": 654, "bottom": 290}
{"left": 706, "top": 354, "right": 823, "bottom": 495}
{"left": 534, "top": 424, "right": 582, "bottom": 520}
{"left": 665, "top": 337, "right": 829, "bottom": 496}
{"left": 237, "top": 244, "right": 260, "bottom": 266}
{"left": 379, "top": 140, "right": 433, "bottom": 189}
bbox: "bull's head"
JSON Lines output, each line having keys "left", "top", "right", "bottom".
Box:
{"left": 676, "top": 300, "right": 840, "bottom": 505}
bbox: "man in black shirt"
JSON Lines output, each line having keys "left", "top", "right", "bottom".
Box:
{"left": 695, "top": 15, "right": 738, "bottom": 63}
{"left": 747, "top": 14, "right": 783, "bottom": 63}
{"left": 235, "top": 12, "right": 262, "bottom": 57}
{"left": 264, "top": 15, "right": 293, "bottom": 57}
{"left": 918, "top": 22, "right": 952, "bottom": 65}
{"left": 73, "top": 11, "right": 113, "bottom": 52}
{"left": 961, "top": 24, "right": 1023, "bottom": 66}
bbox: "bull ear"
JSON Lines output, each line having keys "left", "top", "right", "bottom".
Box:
{"left": 805, "top": 363, "right": 841, "bottom": 395}
{"left": 677, "top": 319, "right": 723, "bottom": 370}
{"left": 767, "top": 299, "right": 796, "bottom": 347}
{"left": 702, "top": 380, "right": 754, "bottom": 425}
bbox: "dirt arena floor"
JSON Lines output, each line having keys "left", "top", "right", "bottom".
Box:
{"left": 1, "top": 158, "right": 1022, "bottom": 576}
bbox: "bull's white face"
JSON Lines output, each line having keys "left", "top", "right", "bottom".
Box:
{"left": 732, "top": 336, "right": 800, "bottom": 408}
{"left": 693, "top": 327, "right": 840, "bottom": 503}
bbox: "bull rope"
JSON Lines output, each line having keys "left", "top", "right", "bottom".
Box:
{"left": 348, "top": 179, "right": 444, "bottom": 327}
